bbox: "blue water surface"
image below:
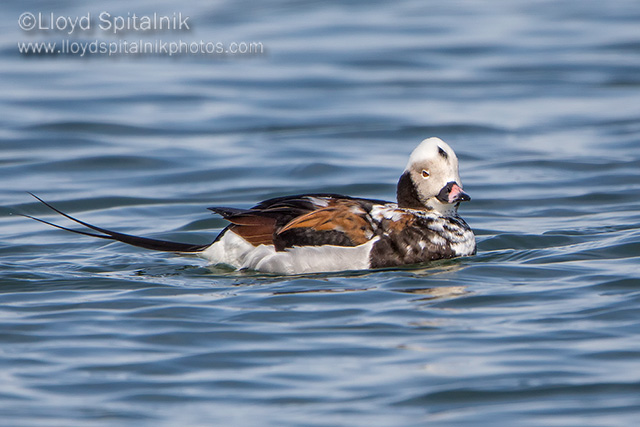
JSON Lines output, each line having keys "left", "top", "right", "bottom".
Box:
{"left": 1, "top": 0, "right": 640, "bottom": 425}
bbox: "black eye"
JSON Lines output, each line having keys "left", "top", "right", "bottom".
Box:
{"left": 421, "top": 170, "right": 430, "bottom": 179}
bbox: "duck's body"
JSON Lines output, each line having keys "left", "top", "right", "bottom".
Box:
{"left": 202, "top": 193, "right": 475, "bottom": 274}
{"left": 26, "top": 137, "right": 476, "bottom": 275}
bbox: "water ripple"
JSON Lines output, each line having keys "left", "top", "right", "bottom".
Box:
{"left": 2, "top": 0, "right": 640, "bottom": 425}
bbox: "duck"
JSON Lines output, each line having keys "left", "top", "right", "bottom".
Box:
{"left": 26, "top": 137, "right": 476, "bottom": 274}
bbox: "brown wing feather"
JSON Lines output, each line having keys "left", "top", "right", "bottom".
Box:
{"left": 213, "top": 196, "right": 383, "bottom": 248}
{"left": 278, "top": 201, "right": 373, "bottom": 245}
{"left": 278, "top": 209, "right": 336, "bottom": 232}
{"left": 380, "top": 210, "right": 416, "bottom": 231}
{"left": 225, "top": 215, "right": 277, "bottom": 246}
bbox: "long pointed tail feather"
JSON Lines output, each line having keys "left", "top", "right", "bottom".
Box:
{"left": 24, "top": 193, "right": 210, "bottom": 253}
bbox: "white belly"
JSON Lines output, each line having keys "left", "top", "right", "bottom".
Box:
{"left": 199, "top": 231, "right": 377, "bottom": 275}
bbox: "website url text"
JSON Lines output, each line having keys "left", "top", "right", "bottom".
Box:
{"left": 18, "top": 39, "right": 265, "bottom": 57}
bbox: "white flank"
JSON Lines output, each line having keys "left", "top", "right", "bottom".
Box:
{"left": 199, "top": 231, "right": 378, "bottom": 274}
{"left": 199, "top": 231, "right": 256, "bottom": 269}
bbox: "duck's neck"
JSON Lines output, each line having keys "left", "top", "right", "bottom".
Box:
{"left": 432, "top": 200, "right": 459, "bottom": 217}
{"left": 396, "top": 171, "right": 425, "bottom": 210}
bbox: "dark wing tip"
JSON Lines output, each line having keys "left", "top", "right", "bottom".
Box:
{"left": 208, "top": 206, "right": 249, "bottom": 218}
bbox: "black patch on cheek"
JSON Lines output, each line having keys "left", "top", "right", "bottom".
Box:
{"left": 438, "top": 146, "right": 448, "bottom": 160}
{"left": 396, "top": 171, "right": 424, "bottom": 209}
{"left": 436, "top": 181, "right": 455, "bottom": 203}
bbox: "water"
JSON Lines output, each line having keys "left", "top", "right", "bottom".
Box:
{"left": 1, "top": 0, "right": 640, "bottom": 425}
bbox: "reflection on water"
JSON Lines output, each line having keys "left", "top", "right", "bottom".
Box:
{"left": 273, "top": 287, "right": 373, "bottom": 295}
{"left": 397, "top": 286, "right": 470, "bottom": 302}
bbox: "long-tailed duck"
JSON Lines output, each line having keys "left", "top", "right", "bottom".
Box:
{"left": 26, "top": 137, "right": 476, "bottom": 274}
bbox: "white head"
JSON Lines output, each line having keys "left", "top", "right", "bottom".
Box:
{"left": 396, "top": 137, "right": 470, "bottom": 215}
